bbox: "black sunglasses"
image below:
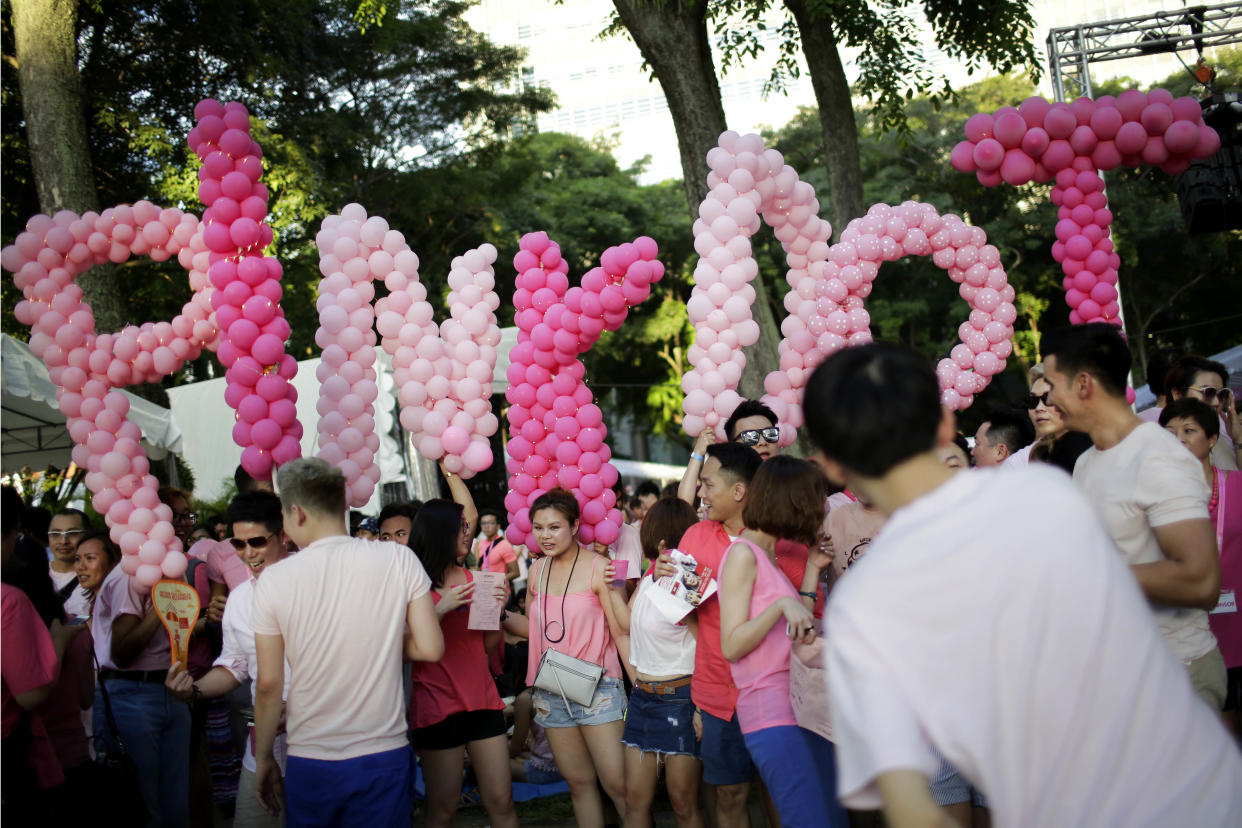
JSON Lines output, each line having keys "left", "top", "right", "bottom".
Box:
{"left": 229, "top": 533, "right": 278, "bottom": 551}
{"left": 1024, "top": 391, "right": 1052, "bottom": 410}
{"left": 736, "top": 426, "right": 780, "bottom": 446}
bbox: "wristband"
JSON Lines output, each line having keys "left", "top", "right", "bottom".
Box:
{"left": 797, "top": 590, "right": 817, "bottom": 601}
{"left": 690, "top": 452, "right": 706, "bottom": 463}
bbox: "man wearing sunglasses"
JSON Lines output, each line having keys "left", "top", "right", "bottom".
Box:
{"left": 166, "top": 489, "right": 292, "bottom": 827}
{"left": 679, "top": 400, "right": 784, "bottom": 504}
{"left": 1043, "top": 324, "right": 1226, "bottom": 710}
{"left": 48, "top": 508, "right": 91, "bottom": 617}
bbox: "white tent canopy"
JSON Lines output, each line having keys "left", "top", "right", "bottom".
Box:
{"left": 1, "top": 333, "right": 183, "bottom": 475}
{"left": 167, "top": 346, "right": 404, "bottom": 513}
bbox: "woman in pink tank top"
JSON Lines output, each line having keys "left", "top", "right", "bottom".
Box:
{"left": 525, "top": 489, "right": 629, "bottom": 828}
{"left": 408, "top": 500, "right": 518, "bottom": 828}
{"left": 719, "top": 457, "right": 847, "bottom": 828}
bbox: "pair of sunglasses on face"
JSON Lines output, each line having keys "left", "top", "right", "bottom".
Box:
{"left": 736, "top": 426, "right": 781, "bottom": 446}
{"left": 1190, "top": 385, "right": 1233, "bottom": 404}
{"left": 1024, "top": 391, "right": 1051, "bottom": 410}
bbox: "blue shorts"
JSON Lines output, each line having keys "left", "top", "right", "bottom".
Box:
{"left": 533, "top": 677, "right": 627, "bottom": 728}
{"left": 743, "top": 726, "right": 847, "bottom": 828}
{"left": 699, "top": 710, "right": 754, "bottom": 786}
{"left": 621, "top": 682, "right": 700, "bottom": 758}
{"left": 285, "top": 745, "right": 414, "bottom": 827}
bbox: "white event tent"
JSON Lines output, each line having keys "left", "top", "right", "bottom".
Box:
{"left": 1, "top": 333, "right": 183, "bottom": 475}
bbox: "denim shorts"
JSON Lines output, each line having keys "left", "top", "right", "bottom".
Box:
{"left": 524, "top": 759, "right": 565, "bottom": 785}
{"left": 621, "top": 681, "right": 700, "bottom": 758}
{"left": 699, "top": 710, "right": 754, "bottom": 786}
{"left": 533, "top": 677, "right": 627, "bottom": 728}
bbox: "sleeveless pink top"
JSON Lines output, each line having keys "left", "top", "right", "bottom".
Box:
{"left": 526, "top": 552, "right": 622, "bottom": 685}
{"left": 722, "top": 538, "right": 800, "bottom": 734}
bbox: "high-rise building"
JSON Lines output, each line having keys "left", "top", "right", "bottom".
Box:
{"left": 468, "top": 1, "right": 1234, "bottom": 182}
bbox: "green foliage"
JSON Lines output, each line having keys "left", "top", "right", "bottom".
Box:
{"left": 2, "top": 0, "right": 553, "bottom": 371}
{"left": 712, "top": 0, "right": 1040, "bottom": 138}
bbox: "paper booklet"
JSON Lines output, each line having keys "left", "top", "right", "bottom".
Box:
{"left": 647, "top": 548, "right": 718, "bottom": 624}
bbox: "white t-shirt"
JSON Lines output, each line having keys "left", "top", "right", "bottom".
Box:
{"left": 212, "top": 577, "right": 289, "bottom": 773}
{"left": 50, "top": 565, "right": 91, "bottom": 618}
{"left": 251, "top": 535, "right": 431, "bottom": 761}
{"left": 628, "top": 576, "right": 696, "bottom": 676}
{"left": 1073, "top": 422, "right": 1216, "bottom": 662}
{"left": 826, "top": 465, "right": 1242, "bottom": 825}
{"left": 1001, "top": 443, "right": 1032, "bottom": 468}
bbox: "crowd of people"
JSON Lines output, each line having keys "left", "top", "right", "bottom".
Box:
{"left": 3, "top": 322, "right": 1241, "bottom": 827}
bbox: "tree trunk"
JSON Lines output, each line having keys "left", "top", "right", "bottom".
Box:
{"left": 11, "top": 0, "right": 124, "bottom": 333}
{"left": 783, "top": 0, "right": 864, "bottom": 240}
{"left": 611, "top": 0, "right": 781, "bottom": 403}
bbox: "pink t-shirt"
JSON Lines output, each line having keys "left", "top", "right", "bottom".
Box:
{"left": 40, "top": 627, "right": 92, "bottom": 771}
{"left": 409, "top": 571, "right": 504, "bottom": 729}
{"left": 722, "top": 538, "right": 800, "bottom": 735}
{"left": 201, "top": 539, "right": 251, "bottom": 591}
{"left": 1, "top": 584, "right": 65, "bottom": 790}
{"left": 477, "top": 537, "right": 517, "bottom": 576}
{"left": 251, "top": 536, "right": 431, "bottom": 761}
{"left": 91, "top": 566, "right": 171, "bottom": 671}
{"left": 1210, "top": 468, "right": 1242, "bottom": 668}
{"left": 526, "top": 552, "right": 622, "bottom": 685}
{"left": 826, "top": 501, "right": 887, "bottom": 578}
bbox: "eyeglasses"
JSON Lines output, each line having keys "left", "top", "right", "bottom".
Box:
{"left": 48, "top": 530, "right": 85, "bottom": 540}
{"left": 173, "top": 511, "right": 198, "bottom": 524}
{"left": 1024, "top": 391, "right": 1051, "bottom": 410}
{"left": 1189, "top": 385, "right": 1232, "bottom": 404}
{"left": 736, "top": 427, "right": 780, "bottom": 446}
{"left": 229, "top": 532, "right": 278, "bottom": 551}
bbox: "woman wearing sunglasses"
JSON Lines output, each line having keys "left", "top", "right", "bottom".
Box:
{"left": 406, "top": 499, "right": 518, "bottom": 828}
{"left": 1025, "top": 364, "right": 1092, "bottom": 474}
{"left": 1168, "top": 356, "right": 1241, "bottom": 472}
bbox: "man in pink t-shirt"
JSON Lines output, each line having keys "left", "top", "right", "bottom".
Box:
{"left": 474, "top": 511, "right": 518, "bottom": 582}
{"left": 251, "top": 458, "right": 444, "bottom": 825}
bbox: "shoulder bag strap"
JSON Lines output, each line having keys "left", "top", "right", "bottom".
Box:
{"left": 92, "top": 650, "right": 131, "bottom": 755}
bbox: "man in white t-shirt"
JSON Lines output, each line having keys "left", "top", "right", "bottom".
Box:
{"left": 250, "top": 459, "right": 444, "bottom": 824}
{"left": 48, "top": 508, "right": 91, "bottom": 617}
{"left": 1042, "top": 323, "right": 1226, "bottom": 708}
{"left": 165, "top": 489, "right": 291, "bottom": 828}
{"left": 803, "top": 342, "right": 1242, "bottom": 828}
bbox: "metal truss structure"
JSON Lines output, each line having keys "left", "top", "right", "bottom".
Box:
{"left": 1047, "top": 2, "right": 1242, "bottom": 101}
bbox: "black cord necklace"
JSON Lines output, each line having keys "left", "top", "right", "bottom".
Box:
{"left": 540, "top": 548, "right": 578, "bottom": 645}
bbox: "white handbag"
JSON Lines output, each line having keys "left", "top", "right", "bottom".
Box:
{"left": 532, "top": 554, "right": 604, "bottom": 708}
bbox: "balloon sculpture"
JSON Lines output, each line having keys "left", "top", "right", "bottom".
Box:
{"left": 313, "top": 204, "right": 502, "bottom": 505}
{"left": 684, "top": 131, "right": 1017, "bottom": 437}
{"left": 190, "top": 100, "right": 301, "bottom": 480}
{"left": 503, "top": 232, "right": 664, "bottom": 549}
{"left": 951, "top": 90, "right": 1220, "bottom": 326}
{"left": 2, "top": 99, "right": 298, "bottom": 588}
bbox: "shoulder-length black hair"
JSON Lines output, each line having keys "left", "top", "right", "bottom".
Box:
{"left": 407, "top": 498, "right": 464, "bottom": 588}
